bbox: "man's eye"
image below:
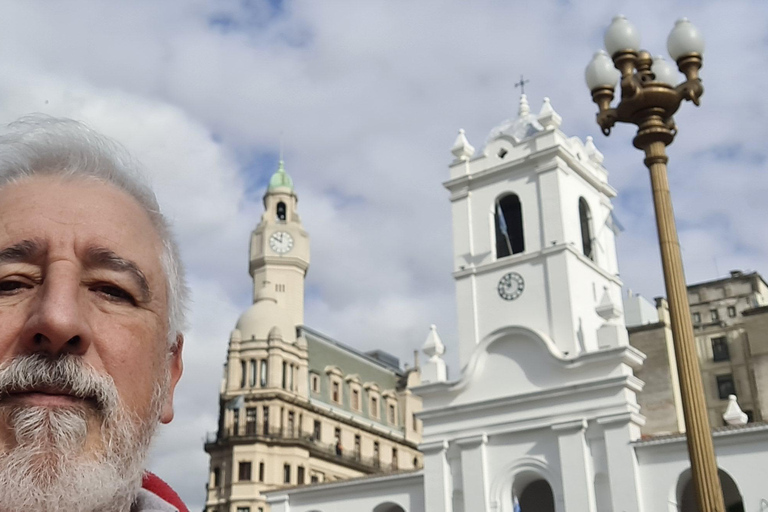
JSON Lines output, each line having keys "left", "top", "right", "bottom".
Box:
{"left": 0, "top": 279, "right": 31, "bottom": 294}
{"left": 93, "top": 285, "right": 137, "bottom": 305}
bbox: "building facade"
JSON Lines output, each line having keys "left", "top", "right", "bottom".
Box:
{"left": 265, "top": 94, "right": 768, "bottom": 512}
{"left": 203, "top": 162, "right": 422, "bottom": 512}
{"left": 628, "top": 271, "right": 768, "bottom": 433}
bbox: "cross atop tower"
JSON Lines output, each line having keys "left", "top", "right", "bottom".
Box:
{"left": 514, "top": 75, "right": 530, "bottom": 95}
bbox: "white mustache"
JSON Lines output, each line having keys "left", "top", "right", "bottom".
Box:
{"left": 0, "top": 354, "right": 119, "bottom": 414}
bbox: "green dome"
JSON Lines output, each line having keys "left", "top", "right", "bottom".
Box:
{"left": 268, "top": 160, "right": 294, "bottom": 192}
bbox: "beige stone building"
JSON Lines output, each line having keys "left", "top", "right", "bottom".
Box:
{"left": 203, "top": 162, "right": 423, "bottom": 512}
{"left": 627, "top": 270, "right": 768, "bottom": 435}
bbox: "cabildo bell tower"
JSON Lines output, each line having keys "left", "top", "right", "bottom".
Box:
{"left": 445, "top": 95, "right": 627, "bottom": 367}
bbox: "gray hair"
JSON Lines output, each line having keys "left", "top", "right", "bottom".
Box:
{"left": 0, "top": 115, "right": 188, "bottom": 348}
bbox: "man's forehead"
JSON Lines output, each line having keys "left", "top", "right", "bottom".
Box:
{"left": 0, "top": 176, "right": 165, "bottom": 281}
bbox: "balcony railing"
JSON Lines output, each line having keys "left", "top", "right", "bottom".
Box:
{"left": 205, "top": 422, "right": 390, "bottom": 474}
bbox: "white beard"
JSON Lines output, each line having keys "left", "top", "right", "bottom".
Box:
{"left": 0, "top": 355, "right": 168, "bottom": 512}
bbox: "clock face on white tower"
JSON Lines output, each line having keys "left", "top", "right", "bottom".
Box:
{"left": 497, "top": 272, "right": 525, "bottom": 301}
{"left": 269, "top": 231, "right": 294, "bottom": 254}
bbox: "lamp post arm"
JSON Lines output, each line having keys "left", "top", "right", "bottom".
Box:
{"left": 676, "top": 78, "right": 704, "bottom": 106}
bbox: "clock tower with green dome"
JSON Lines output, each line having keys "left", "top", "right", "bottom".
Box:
{"left": 205, "top": 160, "right": 423, "bottom": 512}
{"left": 244, "top": 160, "right": 310, "bottom": 344}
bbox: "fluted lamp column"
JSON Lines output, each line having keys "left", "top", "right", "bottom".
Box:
{"left": 586, "top": 16, "right": 724, "bottom": 512}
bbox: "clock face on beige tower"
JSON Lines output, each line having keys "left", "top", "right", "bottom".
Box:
{"left": 269, "top": 231, "right": 294, "bottom": 254}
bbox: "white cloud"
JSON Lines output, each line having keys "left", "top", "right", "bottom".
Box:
{"left": 0, "top": 0, "right": 766, "bottom": 508}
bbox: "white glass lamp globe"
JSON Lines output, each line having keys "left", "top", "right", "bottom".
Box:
{"left": 604, "top": 15, "right": 641, "bottom": 56}
{"left": 651, "top": 55, "right": 679, "bottom": 86}
{"left": 585, "top": 50, "right": 620, "bottom": 91}
{"left": 667, "top": 18, "right": 705, "bottom": 60}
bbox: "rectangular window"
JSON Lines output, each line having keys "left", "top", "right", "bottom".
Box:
{"left": 232, "top": 408, "right": 240, "bottom": 436}
{"left": 240, "top": 360, "right": 247, "bottom": 388}
{"left": 388, "top": 404, "right": 396, "bottom": 424}
{"left": 282, "top": 361, "right": 287, "bottom": 389}
{"left": 249, "top": 359, "right": 257, "bottom": 387}
{"left": 354, "top": 434, "right": 361, "bottom": 459}
{"left": 352, "top": 389, "right": 360, "bottom": 410}
{"left": 313, "top": 420, "right": 321, "bottom": 441}
{"left": 311, "top": 475, "right": 319, "bottom": 483}
{"left": 711, "top": 336, "right": 730, "bottom": 362}
{"left": 283, "top": 464, "right": 291, "bottom": 484}
{"left": 332, "top": 381, "right": 340, "bottom": 403}
{"left": 297, "top": 466, "right": 305, "bottom": 484}
{"left": 370, "top": 396, "right": 379, "bottom": 418}
{"left": 692, "top": 312, "right": 701, "bottom": 324}
{"left": 728, "top": 306, "right": 737, "bottom": 318}
{"left": 263, "top": 406, "right": 269, "bottom": 435}
{"left": 412, "top": 413, "right": 418, "bottom": 432}
{"left": 711, "top": 309, "right": 719, "bottom": 322}
{"left": 288, "top": 411, "right": 295, "bottom": 436}
{"left": 212, "top": 467, "right": 220, "bottom": 487}
{"left": 392, "top": 447, "right": 398, "bottom": 469}
{"left": 373, "top": 441, "right": 380, "bottom": 468}
{"left": 259, "top": 461, "right": 265, "bottom": 482}
{"left": 716, "top": 374, "right": 736, "bottom": 400}
{"left": 236, "top": 508, "right": 250, "bottom": 512}
{"left": 311, "top": 374, "right": 320, "bottom": 393}
{"left": 238, "top": 461, "right": 252, "bottom": 481}
{"left": 245, "top": 407, "right": 257, "bottom": 435}
{"left": 289, "top": 364, "right": 294, "bottom": 391}
{"left": 260, "top": 360, "right": 268, "bottom": 387}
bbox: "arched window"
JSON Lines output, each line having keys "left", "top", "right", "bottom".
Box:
{"left": 260, "top": 360, "right": 268, "bottom": 387}
{"left": 579, "top": 197, "right": 594, "bottom": 261}
{"left": 516, "top": 479, "right": 555, "bottom": 512}
{"left": 277, "top": 201, "right": 287, "bottom": 221}
{"left": 249, "top": 359, "right": 256, "bottom": 387}
{"left": 495, "top": 194, "right": 524, "bottom": 258}
{"left": 678, "top": 468, "right": 743, "bottom": 512}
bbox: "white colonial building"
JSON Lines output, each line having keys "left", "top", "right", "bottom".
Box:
{"left": 265, "top": 95, "right": 768, "bottom": 512}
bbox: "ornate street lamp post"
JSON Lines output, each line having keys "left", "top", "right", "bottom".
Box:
{"left": 585, "top": 16, "right": 724, "bottom": 512}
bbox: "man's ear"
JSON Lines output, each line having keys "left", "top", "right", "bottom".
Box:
{"left": 160, "top": 334, "right": 184, "bottom": 424}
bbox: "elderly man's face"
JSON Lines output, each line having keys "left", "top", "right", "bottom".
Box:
{"left": 0, "top": 175, "right": 182, "bottom": 450}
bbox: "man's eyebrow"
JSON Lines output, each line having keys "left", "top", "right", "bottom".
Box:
{"left": 84, "top": 246, "right": 152, "bottom": 302}
{"left": 0, "top": 239, "right": 46, "bottom": 264}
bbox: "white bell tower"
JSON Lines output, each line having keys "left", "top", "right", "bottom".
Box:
{"left": 445, "top": 95, "right": 627, "bottom": 367}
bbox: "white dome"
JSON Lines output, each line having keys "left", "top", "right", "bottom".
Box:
{"left": 235, "top": 287, "right": 278, "bottom": 341}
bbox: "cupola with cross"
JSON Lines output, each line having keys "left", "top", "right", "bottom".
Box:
{"left": 445, "top": 92, "right": 627, "bottom": 366}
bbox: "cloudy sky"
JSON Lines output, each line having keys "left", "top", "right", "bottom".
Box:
{"left": 1, "top": 0, "right": 766, "bottom": 508}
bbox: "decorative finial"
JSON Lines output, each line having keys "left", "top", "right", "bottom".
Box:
{"left": 423, "top": 324, "right": 445, "bottom": 358}
{"left": 451, "top": 129, "right": 475, "bottom": 161}
{"left": 537, "top": 97, "right": 562, "bottom": 129}
{"left": 421, "top": 325, "right": 447, "bottom": 384}
{"left": 518, "top": 94, "right": 530, "bottom": 117}
{"left": 585, "top": 135, "right": 604, "bottom": 164}
{"left": 723, "top": 395, "right": 748, "bottom": 426}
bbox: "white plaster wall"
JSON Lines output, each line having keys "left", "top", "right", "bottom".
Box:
{"left": 267, "top": 472, "right": 425, "bottom": 512}
{"left": 635, "top": 427, "right": 768, "bottom": 512}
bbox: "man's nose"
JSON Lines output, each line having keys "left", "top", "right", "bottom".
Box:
{"left": 23, "top": 266, "right": 91, "bottom": 356}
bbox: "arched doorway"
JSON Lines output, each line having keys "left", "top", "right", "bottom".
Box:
{"left": 514, "top": 479, "right": 555, "bottom": 512}
{"left": 677, "top": 469, "right": 743, "bottom": 512}
{"left": 373, "top": 503, "right": 405, "bottom": 512}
